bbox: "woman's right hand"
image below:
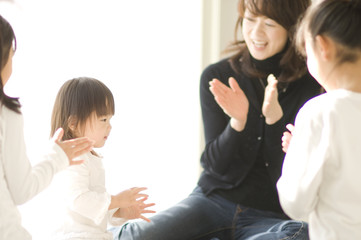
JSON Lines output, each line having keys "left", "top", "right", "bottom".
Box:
{"left": 209, "top": 77, "right": 249, "bottom": 131}
{"left": 52, "top": 128, "right": 93, "bottom": 165}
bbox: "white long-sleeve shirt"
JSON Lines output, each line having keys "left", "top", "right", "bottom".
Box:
{"left": 277, "top": 89, "right": 361, "bottom": 240}
{"left": 0, "top": 105, "right": 69, "bottom": 240}
{"left": 54, "top": 152, "right": 126, "bottom": 240}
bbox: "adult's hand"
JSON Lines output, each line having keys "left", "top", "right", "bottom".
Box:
{"left": 52, "top": 128, "right": 93, "bottom": 165}
{"left": 262, "top": 74, "right": 283, "bottom": 125}
{"left": 209, "top": 77, "right": 249, "bottom": 131}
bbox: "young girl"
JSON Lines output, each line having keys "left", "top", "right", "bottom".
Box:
{"left": 277, "top": 0, "right": 361, "bottom": 239}
{"left": 0, "top": 15, "right": 93, "bottom": 240}
{"left": 51, "top": 77, "right": 155, "bottom": 239}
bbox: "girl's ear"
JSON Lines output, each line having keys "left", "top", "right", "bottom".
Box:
{"left": 315, "top": 35, "right": 335, "bottom": 61}
{"left": 68, "top": 116, "right": 77, "bottom": 131}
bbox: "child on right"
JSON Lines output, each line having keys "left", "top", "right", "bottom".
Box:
{"left": 51, "top": 77, "right": 155, "bottom": 239}
{"left": 277, "top": 0, "right": 361, "bottom": 239}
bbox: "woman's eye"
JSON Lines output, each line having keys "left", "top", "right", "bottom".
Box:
{"left": 265, "top": 19, "right": 277, "bottom": 27}
{"left": 245, "top": 17, "right": 255, "bottom": 22}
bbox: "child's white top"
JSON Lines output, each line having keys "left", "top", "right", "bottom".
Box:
{"left": 0, "top": 105, "right": 69, "bottom": 240}
{"left": 277, "top": 89, "right": 361, "bottom": 240}
{"left": 54, "top": 152, "right": 126, "bottom": 240}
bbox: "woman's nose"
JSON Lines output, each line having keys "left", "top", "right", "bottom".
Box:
{"left": 250, "top": 20, "right": 265, "bottom": 38}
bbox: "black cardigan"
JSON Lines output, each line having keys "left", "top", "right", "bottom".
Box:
{"left": 197, "top": 55, "right": 322, "bottom": 213}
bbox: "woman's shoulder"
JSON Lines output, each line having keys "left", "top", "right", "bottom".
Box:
{"left": 201, "top": 58, "right": 237, "bottom": 82}
{"left": 0, "top": 104, "right": 23, "bottom": 132}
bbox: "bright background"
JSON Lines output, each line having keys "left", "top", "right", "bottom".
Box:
{"left": 0, "top": 0, "right": 238, "bottom": 239}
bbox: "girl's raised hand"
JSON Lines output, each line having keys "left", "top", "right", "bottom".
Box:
{"left": 209, "top": 77, "right": 249, "bottom": 131}
{"left": 52, "top": 128, "right": 93, "bottom": 165}
{"left": 282, "top": 124, "right": 295, "bottom": 153}
{"left": 262, "top": 74, "right": 283, "bottom": 125}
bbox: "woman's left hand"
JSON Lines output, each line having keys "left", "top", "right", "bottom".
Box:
{"left": 262, "top": 74, "right": 283, "bottom": 124}
{"left": 52, "top": 128, "right": 94, "bottom": 165}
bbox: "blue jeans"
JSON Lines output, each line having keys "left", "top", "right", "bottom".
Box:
{"left": 109, "top": 186, "right": 308, "bottom": 240}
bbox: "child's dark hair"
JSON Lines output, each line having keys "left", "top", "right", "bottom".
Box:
{"left": 50, "top": 77, "right": 115, "bottom": 140}
{"left": 0, "top": 15, "right": 21, "bottom": 113}
{"left": 227, "top": 0, "right": 311, "bottom": 83}
{"left": 296, "top": 0, "right": 361, "bottom": 64}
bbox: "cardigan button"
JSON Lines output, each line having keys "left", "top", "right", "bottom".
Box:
{"left": 265, "top": 162, "right": 269, "bottom": 167}
{"left": 257, "top": 136, "right": 262, "bottom": 140}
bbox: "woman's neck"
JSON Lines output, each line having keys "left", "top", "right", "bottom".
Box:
{"left": 250, "top": 51, "right": 284, "bottom": 77}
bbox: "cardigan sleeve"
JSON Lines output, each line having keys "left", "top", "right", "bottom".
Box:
{"left": 277, "top": 100, "right": 331, "bottom": 221}
{"left": 199, "top": 62, "right": 251, "bottom": 176}
{"left": 1, "top": 106, "right": 68, "bottom": 205}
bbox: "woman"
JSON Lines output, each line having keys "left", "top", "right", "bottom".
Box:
{"left": 0, "top": 15, "right": 93, "bottom": 239}
{"left": 112, "top": 0, "right": 322, "bottom": 239}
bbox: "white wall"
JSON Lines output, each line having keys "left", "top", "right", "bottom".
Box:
{"left": 1, "top": 0, "right": 203, "bottom": 239}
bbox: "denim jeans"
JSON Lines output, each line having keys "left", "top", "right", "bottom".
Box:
{"left": 109, "top": 186, "right": 308, "bottom": 240}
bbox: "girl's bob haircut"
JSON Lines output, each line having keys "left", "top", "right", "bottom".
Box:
{"left": 51, "top": 77, "right": 115, "bottom": 141}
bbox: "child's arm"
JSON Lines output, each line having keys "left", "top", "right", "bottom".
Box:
{"left": 64, "top": 161, "right": 111, "bottom": 225}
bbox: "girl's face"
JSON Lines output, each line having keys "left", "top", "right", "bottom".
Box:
{"left": 83, "top": 113, "right": 113, "bottom": 148}
{"left": 1, "top": 48, "right": 14, "bottom": 86}
{"left": 242, "top": 8, "right": 288, "bottom": 60}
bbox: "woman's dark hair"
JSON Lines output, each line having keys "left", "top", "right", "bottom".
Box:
{"left": 227, "top": 0, "right": 311, "bottom": 83}
{"left": 296, "top": 0, "right": 361, "bottom": 65}
{"left": 0, "top": 15, "right": 21, "bottom": 113}
{"left": 50, "top": 77, "right": 115, "bottom": 141}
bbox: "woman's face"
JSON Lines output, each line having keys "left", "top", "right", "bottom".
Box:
{"left": 242, "top": 8, "right": 288, "bottom": 60}
{"left": 1, "top": 48, "right": 14, "bottom": 86}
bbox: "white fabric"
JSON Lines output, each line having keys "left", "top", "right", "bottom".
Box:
{"left": 277, "top": 89, "right": 361, "bottom": 240}
{"left": 54, "top": 152, "right": 126, "bottom": 240}
{"left": 0, "top": 105, "right": 69, "bottom": 240}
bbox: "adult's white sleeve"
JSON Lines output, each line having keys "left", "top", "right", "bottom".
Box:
{"left": 1, "top": 107, "right": 69, "bottom": 205}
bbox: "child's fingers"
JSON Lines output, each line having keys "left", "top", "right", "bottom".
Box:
{"left": 131, "top": 187, "right": 148, "bottom": 193}
{"left": 139, "top": 215, "right": 152, "bottom": 222}
{"left": 286, "top": 123, "right": 295, "bottom": 133}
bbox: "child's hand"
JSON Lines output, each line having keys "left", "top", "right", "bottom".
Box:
{"left": 114, "top": 197, "right": 156, "bottom": 222}
{"left": 110, "top": 187, "right": 149, "bottom": 209}
{"left": 52, "top": 128, "right": 93, "bottom": 165}
{"left": 282, "top": 124, "right": 295, "bottom": 153}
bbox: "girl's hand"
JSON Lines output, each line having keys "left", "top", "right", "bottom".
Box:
{"left": 209, "top": 77, "right": 249, "bottom": 131}
{"left": 110, "top": 187, "right": 149, "bottom": 209}
{"left": 52, "top": 128, "right": 93, "bottom": 166}
{"left": 114, "top": 197, "right": 156, "bottom": 222}
{"left": 262, "top": 74, "right": 283, "bottom": 125}
{"left": 282, "top": 124, "right": 295, "bottom": 153}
